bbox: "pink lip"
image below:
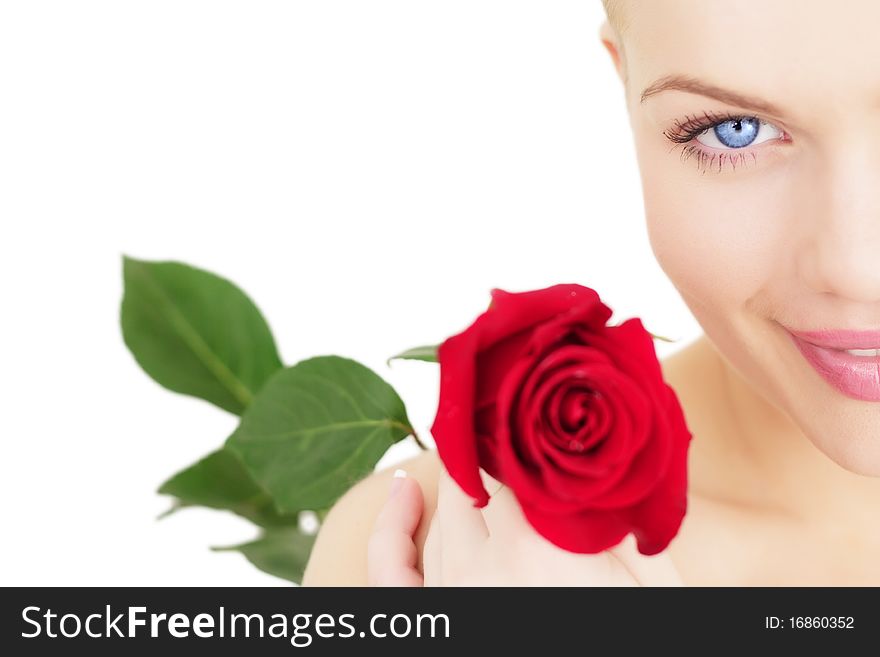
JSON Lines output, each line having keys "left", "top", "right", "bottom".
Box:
{"left": 787, "top": 328, "right": 880, "bottom": 350}
{"left": 785, "top": 328, "right": 880, "bottom": 401}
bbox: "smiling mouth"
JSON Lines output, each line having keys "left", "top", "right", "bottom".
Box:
{"left": 783, "top": 327, "right": 880, "bottom": 402}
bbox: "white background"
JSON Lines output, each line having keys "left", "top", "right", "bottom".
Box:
{"left": 0, "top": 1, "right": 700, "bottom": 585}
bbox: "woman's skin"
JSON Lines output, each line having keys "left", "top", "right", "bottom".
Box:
{"left": 303, "top": 0, "right": 880, "bottom": 586}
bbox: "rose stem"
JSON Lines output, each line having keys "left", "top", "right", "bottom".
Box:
{"left": 411, "top": 428, "right": 428, "bottom": 451}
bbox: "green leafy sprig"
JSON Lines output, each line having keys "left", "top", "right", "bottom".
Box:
{"left": 120, "top": 257, "right": 426, "bottom": 583}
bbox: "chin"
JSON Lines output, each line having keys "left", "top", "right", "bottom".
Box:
{"left": 793, "top": 387, "right": 880, "bottom": 474}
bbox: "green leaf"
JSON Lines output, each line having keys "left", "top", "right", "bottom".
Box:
{"left": 226, "top": 356, "right": 413, "bottom": 512}
{"left": 386, "top": 344, "right": 438, "bottom": 366}
{"left": 213, "top": 527, "right": 316, "bottom": 584}
{"left": 157, "top": 449, "right": 298, "bottom": 528}
{"left": 120, "top": 256, "right": 283, "bottom": 415}
{"left": 647, "top": 330, "right": 678, "bottom": 343}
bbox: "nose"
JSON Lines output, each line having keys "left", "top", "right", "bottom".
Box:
{"left": 797, "top": 138, "right": 880, "bottom": 302}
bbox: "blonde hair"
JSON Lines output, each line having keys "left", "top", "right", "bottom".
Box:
{"left": 601, "top": 0, "right": 629, "bottom": 35}
{"left": 601, "top": 0, "right": 629, "bottom": 84}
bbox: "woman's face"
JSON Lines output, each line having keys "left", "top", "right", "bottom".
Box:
{"left": 605, "top": 0, "right": 880, "bottom": 474}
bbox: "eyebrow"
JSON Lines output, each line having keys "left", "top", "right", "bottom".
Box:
{"left": 640, "top": 74, "right": 785, "bottom": 116}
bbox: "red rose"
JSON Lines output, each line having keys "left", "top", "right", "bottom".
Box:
{"left": 429, "top": 283, "right": 693, "bottom": 555}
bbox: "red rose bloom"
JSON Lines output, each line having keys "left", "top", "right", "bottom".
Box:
{"left": 429, "top": 283, "right": 693, "bottom": 555}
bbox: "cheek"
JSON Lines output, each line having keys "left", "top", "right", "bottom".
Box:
{"left": 635, "top": 141, "right": 791, "bottom": 320}
{"left": 629, "top": 125, "right": 880, "bottom": 474}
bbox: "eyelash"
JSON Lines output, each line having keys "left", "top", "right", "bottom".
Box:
{"left": 663, "top": 110, "right": 770, "bottom": 174}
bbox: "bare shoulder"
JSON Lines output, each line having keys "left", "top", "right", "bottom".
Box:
{"left": 301, "top": 449, "right": 442, "bottom": 586}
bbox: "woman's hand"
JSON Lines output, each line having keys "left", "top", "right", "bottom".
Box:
{"left": 368, "top": 466, "right": 684, "bottom": 586}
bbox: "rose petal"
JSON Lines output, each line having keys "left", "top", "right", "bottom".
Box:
{"left": 558, "top": 386, "right": 588, "bottom": 432}
{"left": 429, "top": 329, "right": 490, "bottom": 507}
{"left": 474, "top": 327, "right": 533, "bottom": 410}
{"left": 523, "top": 295, "right": 614, "bottom": 356}
{"left": 534, "top": 371, "right": 658, "bottom": 510}
{"left": 566, "top": 389, "right": 611, "bottom": 448}
{"left": 581, "top": 318, "right": 669, "bottom": 415}
{"left": 586, "top": 411, "right": 672, "bottom": 510}
{"left": 520, "top": 357, "right": 616, "bottom": 476}
{"left": 498, "top": 359, "right": 653, "bottom": 514}
{"left": 535, "top": 368, "right": 613, "bottom": 453}
{"left": 627, "top": 384, "right": 694, "bottom": 555}
{"left": 494, "top": 355, "right": 553, "bottom": 501}
{"left": 522, "top": 336, "right": 662, "bottom": 470}
{"left": 543, "top": 382, "right": 603, "bottom": 450}
{"left": 468, "top": 284, "right": 612, "bottom": 411}
{"left": 604, "top": 318, "right": 666, "bottom": 386}
{"left": 552, "top": 366, "right": 647, "bottom": 470}
{"left": 480, "top": 284, "right": 612, "bottom": 353}
{"left": 530, "top": 370, "right": 609, "bottom": 462}
{"left": 519, "top": 497, "right": 632, "bottom": 554}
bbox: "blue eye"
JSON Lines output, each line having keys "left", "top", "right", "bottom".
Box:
{"left": 696, "top": 117, "right": 782, "bottom": 150}
{"left": 714, "top": 118, "right": 758, "bottom": 147}
{"left": 663, "top": 111, "right": 790, "bottom": 173}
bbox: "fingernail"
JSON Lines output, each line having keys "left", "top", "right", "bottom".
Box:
{"left": 389, "top": 468, "right": 407, "bottom": 497}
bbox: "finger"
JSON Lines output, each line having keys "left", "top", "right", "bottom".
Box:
{"left": 422, "top": 514, "right": 441, "bottom": 587}
{"left": 437, "top": 466, "right": 490, "bottom": 540}
{"left": 437, "top": 467, "right": 489, "bottom": 574}
{"left": 479, "top": 468, "right": 505, "bottom": 495}
{"left": 606, "top": 533, "right": 684, "bottom": 587}
{"left": 367, "top": 469, "right": 424, "bottom": 587}
{"left": 476, "top": 469, "right": 533, "bottom": 541}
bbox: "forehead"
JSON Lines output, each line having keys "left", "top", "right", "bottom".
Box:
{"left": 624, "top": 0, "right": 880, "bottom": 121}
